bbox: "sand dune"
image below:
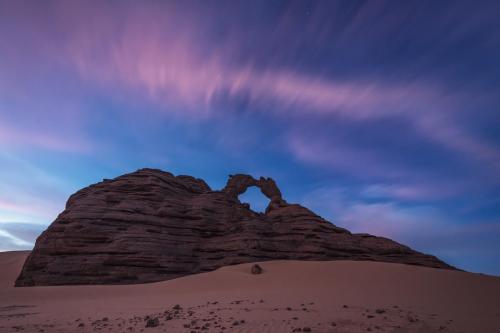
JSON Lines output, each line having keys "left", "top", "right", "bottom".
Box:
{"left": 1, "top": 251, "right": 499, "bottom": 333}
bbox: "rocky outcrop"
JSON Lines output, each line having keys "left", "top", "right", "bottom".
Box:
{"left": 16, "top": 168, "right": 454, "bottom": 286}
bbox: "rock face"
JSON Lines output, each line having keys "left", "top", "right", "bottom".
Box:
{"left": 16, "top": 169, "right": 454, "bottom": 286}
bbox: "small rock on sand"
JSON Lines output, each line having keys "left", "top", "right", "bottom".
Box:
{"left": 145, "top": 317, "right": 159, "bottom": 328}
{"left": 251, "top": 264, "right": 263, "bottom": 274}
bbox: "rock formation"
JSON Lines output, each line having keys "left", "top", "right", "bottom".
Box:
{"left": 16, "top": 168, "right": 454, "bottom": 286}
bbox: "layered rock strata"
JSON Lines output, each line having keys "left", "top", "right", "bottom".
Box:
{"left": 16, "top": 168, "right": 454, "bottom": 286}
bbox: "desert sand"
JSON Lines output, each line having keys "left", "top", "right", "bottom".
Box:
{"left": 1, "top": 251, "right": 499, "bottom": 333}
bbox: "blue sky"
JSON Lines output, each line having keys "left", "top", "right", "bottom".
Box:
{"left": 1, "top": 0, "right": 499, "bottom": 275}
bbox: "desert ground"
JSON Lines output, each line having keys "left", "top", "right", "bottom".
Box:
{"left": 1, "top": 251, "right": 499, "bottom": 333}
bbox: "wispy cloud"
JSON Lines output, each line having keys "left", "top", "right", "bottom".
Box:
{"left": 2, "top": 1, "right": 499, "bottom": 168}
{"left": 0, "top": 197, "right": 59, "bottom": 224}
{"left": 54, "top": 1, "right": 500, "bottom": 172}
{"left": 0, "top": 152, "right": 71, "bottom": 224}
{"left": 300, "top": 186, "right": 445, "bottom": 240}
{"left": 0, "top": 229, "right": 32, "bottom": 248}
{"left": 0, "top": 223, "right": 45, "bottom": 251}
{"left": 0, "top": 123, "right": 92, "bottom": 153}
{"left": 361, "top": 183, "right": 457, "bottom": 201}
{"left": 301, "top": 186, "right": 500, "bottom": 274}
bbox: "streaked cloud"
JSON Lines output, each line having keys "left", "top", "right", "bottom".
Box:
{"left": 361, "top": 183, "right": 456, "bottom": 201}
{"left": 0, "top": 223, "right": 45, "bottom": 251}
{"left": 58, "top": 3, "right": 500, "bottom": 170}
{"left": 0, "top": 123, "right": 91, "bottom": 153}
{"left": 301, "top": 186, "right": 500, "bottom": 274}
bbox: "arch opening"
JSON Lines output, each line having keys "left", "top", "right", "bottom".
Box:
{"left": 238, "top": 186, "right": 270, "bottom": 213}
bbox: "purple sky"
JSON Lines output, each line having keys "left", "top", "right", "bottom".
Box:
{"left": 1, "top": 1, "right": 499, "bottom": 275}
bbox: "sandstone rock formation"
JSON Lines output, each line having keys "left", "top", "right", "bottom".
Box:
{"left": 16, "top": 168, "right": 454, "bottom": 286}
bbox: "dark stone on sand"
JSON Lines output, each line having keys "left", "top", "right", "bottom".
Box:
{"left": 251, "top": 264, "right": 263, "bottom": 275}
{"left": 145, "top": 317, "right": 159, "bottom": 328}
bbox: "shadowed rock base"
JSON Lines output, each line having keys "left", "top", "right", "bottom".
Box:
{"left": 16, "top": 168, "right": 454, "bottom": 286}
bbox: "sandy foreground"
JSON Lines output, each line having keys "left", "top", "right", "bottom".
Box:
{"left": 0, "top": 251, "right": 499, "bottom": 333}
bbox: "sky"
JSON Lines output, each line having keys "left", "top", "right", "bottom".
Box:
{"left": 1, "top": 0, "right": 499, "bottom": 275}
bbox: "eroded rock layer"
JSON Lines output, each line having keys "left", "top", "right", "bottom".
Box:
{"left": 16, "top": 169, "right": 454, "bottom": 286}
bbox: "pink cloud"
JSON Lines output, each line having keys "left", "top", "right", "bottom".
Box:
{"left": 2, "top": 1, "right": 499, "bottom": 169}
{"left": 58, "top": 4, "right": 500, "bottom": 170}
{"left": 336, "top": 202, "right": 443, "bottom": 238}
{"left": 300, "top": 186, "right": 445, "bottom": 239}
{"left": 41, "top": 2, "right": 435, "bottom": 119}
{"left": 361, "top": 183, "right": 457, "bottom": 201}
{"left": 299, "top": 185, "right": 500, "bottom": 274}
{"left": 66, "top": 18, "right": 440, "bottom": 121}
{"left": 0, "top": 197, "right": 61, "bottom": 224}
{"left": 0, "top": 123, "right": 91, "bottom": 153}
{"left": 287, "top": 133, "right": 408, "bottom": 181}
{"left": 416, "top": 116, "right": 500, "bottom": 170}
{"left": 0, "top": 153, "right": 72, "bottom": 223}
{"left": 301, "top": 186, "right": 498, "bottom": 247}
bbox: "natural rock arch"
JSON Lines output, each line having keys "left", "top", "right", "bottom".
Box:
{"left": 237, "top": 185, "right": 270, "bottom": 213}
{"left": 222, "top": 174, "right": 287, "bottom": 213}
{"left": 15, "top": 168, "right": 455, "bottom": 286}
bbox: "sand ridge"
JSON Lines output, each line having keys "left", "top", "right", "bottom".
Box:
{"left": 1, "top": 251, "right": 499, "bottom": 333}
